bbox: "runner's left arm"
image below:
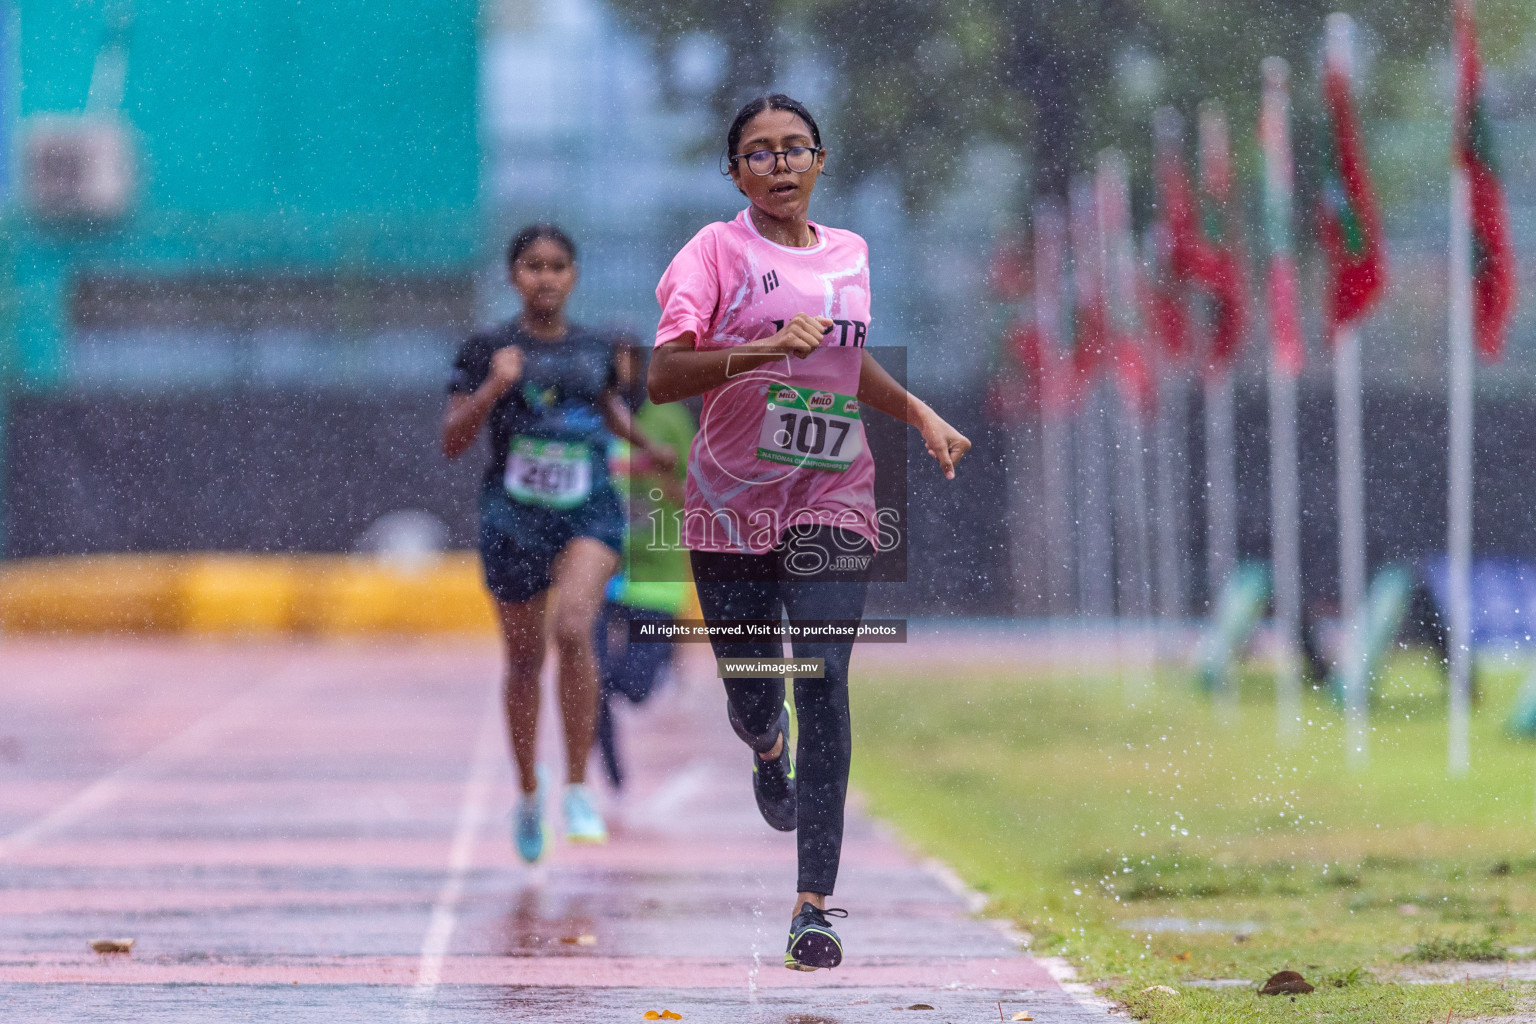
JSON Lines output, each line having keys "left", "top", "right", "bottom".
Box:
{"left": 856, "top": 350, "right": 972, "bottom": 480}
{"left": 601, "top": 391, "right": 677, "bottom": 472}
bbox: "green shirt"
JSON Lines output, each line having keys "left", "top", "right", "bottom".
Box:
{"left": 608, "top": 401, "right": 696, "bottom": 613}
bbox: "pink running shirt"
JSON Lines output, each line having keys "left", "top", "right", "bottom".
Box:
{"left": 654, "top": 208, "right": 880, "bottom": 554}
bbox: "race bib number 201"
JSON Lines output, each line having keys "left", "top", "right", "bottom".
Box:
{"left": 756, "top": 385, "right": 863, "bottom": 472}
{"left": 505, "top": 437, "right": 592, "bottom": 509}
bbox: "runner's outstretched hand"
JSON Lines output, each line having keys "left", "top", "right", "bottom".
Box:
{"left": 768, "top": 313, "right": 832, "bottom": 359}
{"left": 919, "top": 412, "right": 971, "bottom": 480}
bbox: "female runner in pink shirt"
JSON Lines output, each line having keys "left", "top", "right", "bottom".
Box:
{"left": 647, "top": 94, "right": 971, "bottom": 971}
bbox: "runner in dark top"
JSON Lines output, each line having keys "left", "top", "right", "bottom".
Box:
{"left": 443, "top": 224, "right": 675, "bottom": 863}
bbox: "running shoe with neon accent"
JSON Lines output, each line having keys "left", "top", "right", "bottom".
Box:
{"left": 563, "top": 783, "right": 608, "bottom": 844}
{"left": 752, "top": 704, "right": 796, "bottom": 832}
{"left": 512, "top": 787, "right": 546, "bottom": 864}
{"left": 784, "top": 902, "right": 847, "bottom": 971}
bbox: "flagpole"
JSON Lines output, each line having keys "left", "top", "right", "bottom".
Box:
{"left": 1154, "top": 345, "right": 1188, "bottom": 627}
{"left": 1035, "top": 197, "right": 1076, "bottom": 619}
{"left": 1326, "top": 13, "right": 1371, "bottom": 769}
{"left": 1270, "top": 347, "right": 1303, "bottom": 737}
{"left": 1155, "top": 358, "right": 1189, "bottom": 680}
{"left": 1446, "top": 0, "right": 1518, "bottom": 776}
{"left": 1198, "top": 102, "right": 1240, "bottom": 619}
{"left": 1041, "top": 405, "right": 1075, "bottom": 617}
{"left": 1078, "top": 386, "right": 1115, "bottom": 619}
{"left": 1150, "top": 108, "right": 1192, "bottom": 645}
{"left": 1005, "top": 390, "right": 1047, "bottom": 615}
{"left": 1071, "top": 174, "right": 1116, "bottom": 623}
{"left": 1261, "top": 56, "right": 1305, "bottom": 744}
{"left": 1205, "top": 367, "right": 1238, "bottom": 604}
{"left": 1335, "top": 321, "right": 1369, "bottom": 767}
{"left": 1448, "top": 159, "right": 1474, "bottom": 777}
{"left": 1100, "top": 149, "right": 1155, "bottom": 687}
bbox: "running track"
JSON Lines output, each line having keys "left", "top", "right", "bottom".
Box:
{"left": 0, "top": 637, "right": 1103, "bottom": 1022}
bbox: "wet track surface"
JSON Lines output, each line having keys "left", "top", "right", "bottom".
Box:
{"left": 0, "top": 638, "right": 1102, "bottom": 1022}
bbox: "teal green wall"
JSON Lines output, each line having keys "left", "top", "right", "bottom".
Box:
{"left": 18, "top": 0, "right": 479, "bottom": 215}
{"left": 7, "top": 0, "right": 482, "bottom": 387}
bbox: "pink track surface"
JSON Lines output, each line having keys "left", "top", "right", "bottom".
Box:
{"left": 0, "top": 637, "right": 1097, "bottom": 1022}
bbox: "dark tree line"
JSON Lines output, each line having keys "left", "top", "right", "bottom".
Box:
{"left": 608, "top": 0, "right": 1531, "bottom": 208}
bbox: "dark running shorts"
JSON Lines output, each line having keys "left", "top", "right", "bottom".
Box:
{"left": 478, "top": 492, "right": 624, "bottom": 605}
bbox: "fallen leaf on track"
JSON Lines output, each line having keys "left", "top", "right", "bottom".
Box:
{"left": 89, "top": 938, "right": 134, "bottom": 954}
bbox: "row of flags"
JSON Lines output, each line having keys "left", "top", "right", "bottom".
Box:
{"left": 986, "top": 0, "right": 1516, "bottom": 421}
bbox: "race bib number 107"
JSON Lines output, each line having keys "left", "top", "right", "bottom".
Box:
{"left": 756, "top": 385, "right": 863, "bottom": 472}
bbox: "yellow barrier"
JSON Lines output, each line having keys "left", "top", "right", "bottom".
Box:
{"left": 0, "top": 554, "right": 185, "bottom": 633}
{"left": 0, "top": 553, "right": 497, "bottom": 637}
{"left": 181, "top": 556, "right": 301, "bottom": 635}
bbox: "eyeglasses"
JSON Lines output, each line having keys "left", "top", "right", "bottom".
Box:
{"left": 731, "top": 146, "right": 822, "bottom": 176}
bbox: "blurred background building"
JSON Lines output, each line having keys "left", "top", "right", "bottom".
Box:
{"left": 4, "top": 0, "right": 1536, "bottom": 618}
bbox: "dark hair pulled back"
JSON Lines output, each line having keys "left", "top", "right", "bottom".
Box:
{"left": 506, "top": 223, "right": 576, "bottom": 272}
{"left": 722, "top": 94, "right": 822, "bottom": 175}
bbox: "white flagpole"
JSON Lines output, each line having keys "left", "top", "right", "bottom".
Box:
{"left": 1071, "top": 175, "right": 1116, "bottom": 621}
{"left": 1270, "top": 352, "right": 1303, "bottom": 737}
{"left": 1078, "top": 388, "right": 1115, "bottom": 619}
{"left": 1262, "top": 57, "right": 1305, "bottom": 744}
{"left": 1328, "top": 14, "right": 1370, "bottom": 769}
{"left": 1151, "top": 109, "right": 1191, "bottom": 643}
{"left": 1198, "top": 103, "right": 1240, "bottom": 615}
{"left": 1041, "top": 409, "right": 1075, "bottom": 617}
{"left": 1335, "top": 323, "right": 1369, "bottom": 768}
{"left": 1448, "top": 160, "right": 1474, "bottom": 777}
{"left": 1035, "top": 199, "right": 1076, "bottom": 618}
{"left": 1205, "top": 368, "right": 1238, "bottom": 601}
{"left": 1154, "top": 338, "right": 1188, "bottom": 630}
{"left": 1099, "top": 150, "right": 1155, "bottom": 686}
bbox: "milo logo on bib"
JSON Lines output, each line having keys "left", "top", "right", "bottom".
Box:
{"left": 757, "top": 384, "right": 864, "bottom": 473}
{"left": 504, "top": 436, "right": 593, "bottom": 509}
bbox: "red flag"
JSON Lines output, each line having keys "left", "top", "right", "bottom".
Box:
{"left": 1111, "top": 335, "right": 1157, "bottom": 417}
{"left": 1069, "top": 175, "right": 1109, "bottom": 385}
{"left": 1196, "top": 102, "right": 1249, "bottom": 372}
{"left": 1140, "top": 222, "right": 1190, "bottom": 361}
{"left": 1153, "top": 108, "right": 1213, "bottom": 290}
{"left": 988, "top": 230, "right": 1033, "bottom": 304}
{"left": 1032, "top": 199, "right": 1079, "bottom": 419}
{"left": 1097, "top": 149, "right": 1158, "bottom": 418}
{"left": 1454, "top": 0, "right": 1517, "bottom": 361}
{"left": 984, "top": 317, "right": 1042, "bottom": 424}
{"left": 1260, "top": 57, "right": 1306, "bottom": 376}
{"left": 1318, "top": 19, "right": 1387, "bottom": 335}
{"left": 1146, "top": 110, "right": 1203, "bottom": 364}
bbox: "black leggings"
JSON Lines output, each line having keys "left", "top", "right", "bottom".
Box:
{"left": 691, "top": 526, "right": 871, "bottom": 896}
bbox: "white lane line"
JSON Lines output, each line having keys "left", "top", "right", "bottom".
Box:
{"left": 637, "top": 757, "right": 714, "bottom": 818}
{"left": 0, "top": 662, "right": 301, "bottom": 860}
{"left": 410, "top": 687, "right": 503, "bottom": 1001}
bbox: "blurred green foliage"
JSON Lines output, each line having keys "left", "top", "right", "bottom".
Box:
{"left": 608, "top": 0, "right": 1536, "bottom": 209}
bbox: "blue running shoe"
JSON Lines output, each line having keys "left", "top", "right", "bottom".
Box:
{"left": 513, "top": 785, "right": 546, "bottom": 864}
{"left": 784, "top": 902, "right": 848, "bottom": 971}
{"left": 563, "top": 784, "right": 608, "bottom": 844}
{"left": 752, "top": 704, "right": 796, "bottom": 832}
